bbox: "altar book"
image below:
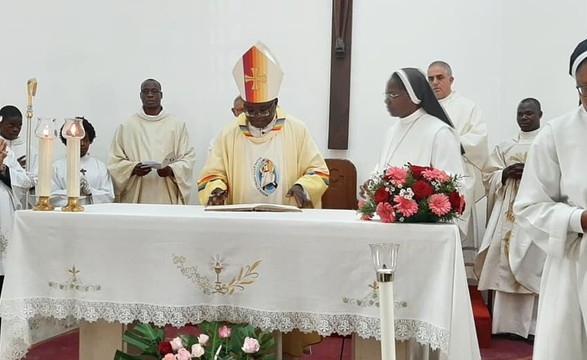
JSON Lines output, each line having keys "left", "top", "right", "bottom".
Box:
{"left": 204, "top": 203, "right": 302, "bottom": 212}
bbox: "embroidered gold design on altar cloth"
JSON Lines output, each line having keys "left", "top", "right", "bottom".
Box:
{"left": 48, "top": 265, "right": 102, "bottom": 292}
{"left": 173, "top": 254, "right": 262, "bottom": 295}
{"left": 342, "top": 281, "right": 407, "bottom": 308}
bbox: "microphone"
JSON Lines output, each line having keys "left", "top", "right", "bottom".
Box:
{"left": 27, "top": 78, "right": 37, "bottom": 106}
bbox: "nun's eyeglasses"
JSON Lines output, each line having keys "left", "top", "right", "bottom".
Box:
{"left": 576, "top": 85, "right": 587, "bottom": 96}
{"left": 384, "top": 93, "right": 404, "bottom": 101}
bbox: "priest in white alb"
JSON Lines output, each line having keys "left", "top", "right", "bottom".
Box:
{"left": 427, "top": 61, "right": 488, "bottom": 276}
{"left": 197, "top": 42, "right": 329, "bottom": 358}
{"left": 514, "top": 39, "right": 587, "bottom": 359}
{"left": 108, "top": 79, "right": 195, "bottom": 204}
{"left": 52, "top": 117, "right": 114, "bottom": 206}
{"left": 475, "top": 98, "right": 544, "bottom": 340}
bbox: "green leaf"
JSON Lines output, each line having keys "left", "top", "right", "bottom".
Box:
{"left": 113, "top": 350, "right": 144, "bottom": 360}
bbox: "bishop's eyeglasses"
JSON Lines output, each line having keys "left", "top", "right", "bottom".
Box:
{"left": 576, "top": 85, "right": 587, "bottom": 96}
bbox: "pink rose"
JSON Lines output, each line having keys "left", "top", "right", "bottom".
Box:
{"left": 218, "top": 325, "right": 231, "bottom": 339}
{"left": 376, "top": 201, "right": 396, "bottom": 223}
{"left": 176, "top": 348, "right": 191, "bottom": 360}
{"left": 163, "top": 354, "right": 175, "bottom": 360}
{"left": 241, "top": 337, "right": 261, "bottom": 354}
{"left": 197, "top": 334, "right": 209, "bottom": 345}
{"left": 170, "top": 337, "right": 184, "bottom": 351}
{"left": 191, "top": 343, "right": 205, "bottom": 358}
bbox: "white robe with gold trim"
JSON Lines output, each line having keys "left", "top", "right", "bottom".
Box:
{"left": 108, "top": 110, "right": 195, "bottom": 204}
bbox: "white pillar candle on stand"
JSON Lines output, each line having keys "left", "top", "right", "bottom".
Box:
{"left": 36, "top": 131, "right": 53, "bottom": 197}
{"left": 66, "top": 137, "right": 80, "bottom": 197}
{"left": 369, "top": 243, "right": 400, "bottom": 360}
{"left": 379, "top": 281, "right": 396, "bottom": 360}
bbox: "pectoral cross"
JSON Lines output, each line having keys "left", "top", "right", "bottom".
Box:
{"left": 80, "top": 168, "right": 87, "bottom": 175}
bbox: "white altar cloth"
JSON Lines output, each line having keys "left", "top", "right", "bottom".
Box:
{"left": 0, "top": 204, "right": 479, "bottom": 359}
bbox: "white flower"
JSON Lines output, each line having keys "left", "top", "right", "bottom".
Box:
{"left": 170, "top": 337, "right": 184, "bottom": 351}
{"left": 241, "top": 337, "right": 260, "bottom": 353}
{"left": 197, "top": 333, "right": 209, "bottom": 345}
{"left": 191, "top": 343, "right": 205, "bottom": 358}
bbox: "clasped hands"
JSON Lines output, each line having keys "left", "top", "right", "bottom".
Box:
{"left": 132, "top": 163, "right": 174, "bottom": 178}
{"left": 501, "top": 163, "right": 524, "bottom": 184}
{"left": 207, "top": 184, "right": 313, "bottom": 208}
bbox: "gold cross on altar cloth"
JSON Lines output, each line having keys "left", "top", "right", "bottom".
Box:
{"left": 69, "top": 266, "right": 80, "bottom": 282}
{"left": 244, "top": 68, "right": 266, "bottom": 90}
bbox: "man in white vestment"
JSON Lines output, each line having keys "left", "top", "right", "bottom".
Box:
{"left": 0, "top": 105, "right": 38, "bottom": 208}
{"left": 0, "top": 138, "right": 34, "bottom": 281}
{"left": 428, "top": 61, "right": 489, "bottom": 275}
{"left": 372, "top": 68, "right": 468, "bottom": 360}
{"left": 198, "top": 42, "right": 329, "bottom": 359}
{"left": 475, "top": 98, "right": 544, "bottom": 340}
{"left": 52, "top": 117, "right": 114, "bottom": 206}
{"left": 108, "top": 79, "right": 195, "bottom": 204}
{"left": 514, "top": 39, "right": 587, "bottom": 359}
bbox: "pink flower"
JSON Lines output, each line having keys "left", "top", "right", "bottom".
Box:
{"left": 385, "top": 167, "right": 407, "bottom": 186}
{"left": 358, "top": 200, "right": 366, "bottom": 208}
{"left": 241, "top": 337, "right": 261, "bottom": 354}
{"left": 197, "top": 334, "right": 209, "bottom": 346}
{"left": 422, "top": 168, "right": 450, "bottom": 182}
{"left": 191, "top": 343, "right": 205, "bottom": 358}
{"left": 429, "top": 194, "right": 452, "bottom": 216}
{"left": 162, "top": 354, "right": 175, "bottom": 360}
{"left": 170, "top": 337, "right": 184, "bottom": 351}
{"left": 218, "top": 325, "right": 231, "bottom": 339}
{"left": 176, "top": 348, "right": 191, "bottom": 360}
{"left": 393, "top": 195, "right": 419, "bottom": 217}
{"left": 376, "top": 202, "right": 396, "bottom": 223}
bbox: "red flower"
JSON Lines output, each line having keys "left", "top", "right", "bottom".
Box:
{"left": 448, "top": 191, "right": 465, "bottom": 214}
{"left": 374, "top": 187, "right": 390, "bottom": 204}
{"left": 158, "top": 341, "right": 173, "bottom": 356}
{"left": 410, "top": 165, "right": 430, "bottom": 180}
{"left": 412, "top": 180, "right": 433, "bottom": 200}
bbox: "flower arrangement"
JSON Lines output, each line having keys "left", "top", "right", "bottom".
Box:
{"left": 358, "top": 163, "right": 465, "bottom": 223}
{"left": 114, "top": 321, "right": 275, "bottom": 360}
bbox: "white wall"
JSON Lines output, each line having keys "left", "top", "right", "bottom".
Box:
{"left": 1, "top": 1, "right": 586, "bottom": 203}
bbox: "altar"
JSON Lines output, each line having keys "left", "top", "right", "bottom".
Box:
{"left": 0, "top": 204, "right": 480, "bottom": 359}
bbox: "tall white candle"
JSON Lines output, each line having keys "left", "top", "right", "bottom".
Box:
{"left": 37, "top": 131, "right": 53, "bottom": 196}
{"left": 379, "top": 281, "right": 396, "bottom": 360}
{"left": 66, "top": 137, "right": 80, "bottom": 197}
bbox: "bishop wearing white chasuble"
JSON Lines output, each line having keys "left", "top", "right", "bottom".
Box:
{"left": 514, "top": 39, "right": 587, "bottom": 359}
{"left": 476, "top": 98, "right": 544, "bottom": 339}
{"left": 108, "top": 79, "right": 195, "bottom": 205}
{"left": 198, "top": 42, "right": 329, "bottom": 209}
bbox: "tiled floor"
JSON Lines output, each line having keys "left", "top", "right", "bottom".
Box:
{"left": 24, "top": 329, "right": 533, "bottom": 360}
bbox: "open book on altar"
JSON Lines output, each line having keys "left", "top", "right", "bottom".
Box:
{"left": 204, "top": 203, "right": 302, "bottom": 212}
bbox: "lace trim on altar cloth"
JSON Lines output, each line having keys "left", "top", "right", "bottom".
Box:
{"left": 0, "top": 299, "right": 450, "bottom": 360}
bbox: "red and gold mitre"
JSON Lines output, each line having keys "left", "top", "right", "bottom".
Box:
{"left": 232, "top": 42, "right": 284, "bottom": 103}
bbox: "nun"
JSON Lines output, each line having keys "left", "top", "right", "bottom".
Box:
{"left": 376, "top": 67, "right": 464, "bottom": 177}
